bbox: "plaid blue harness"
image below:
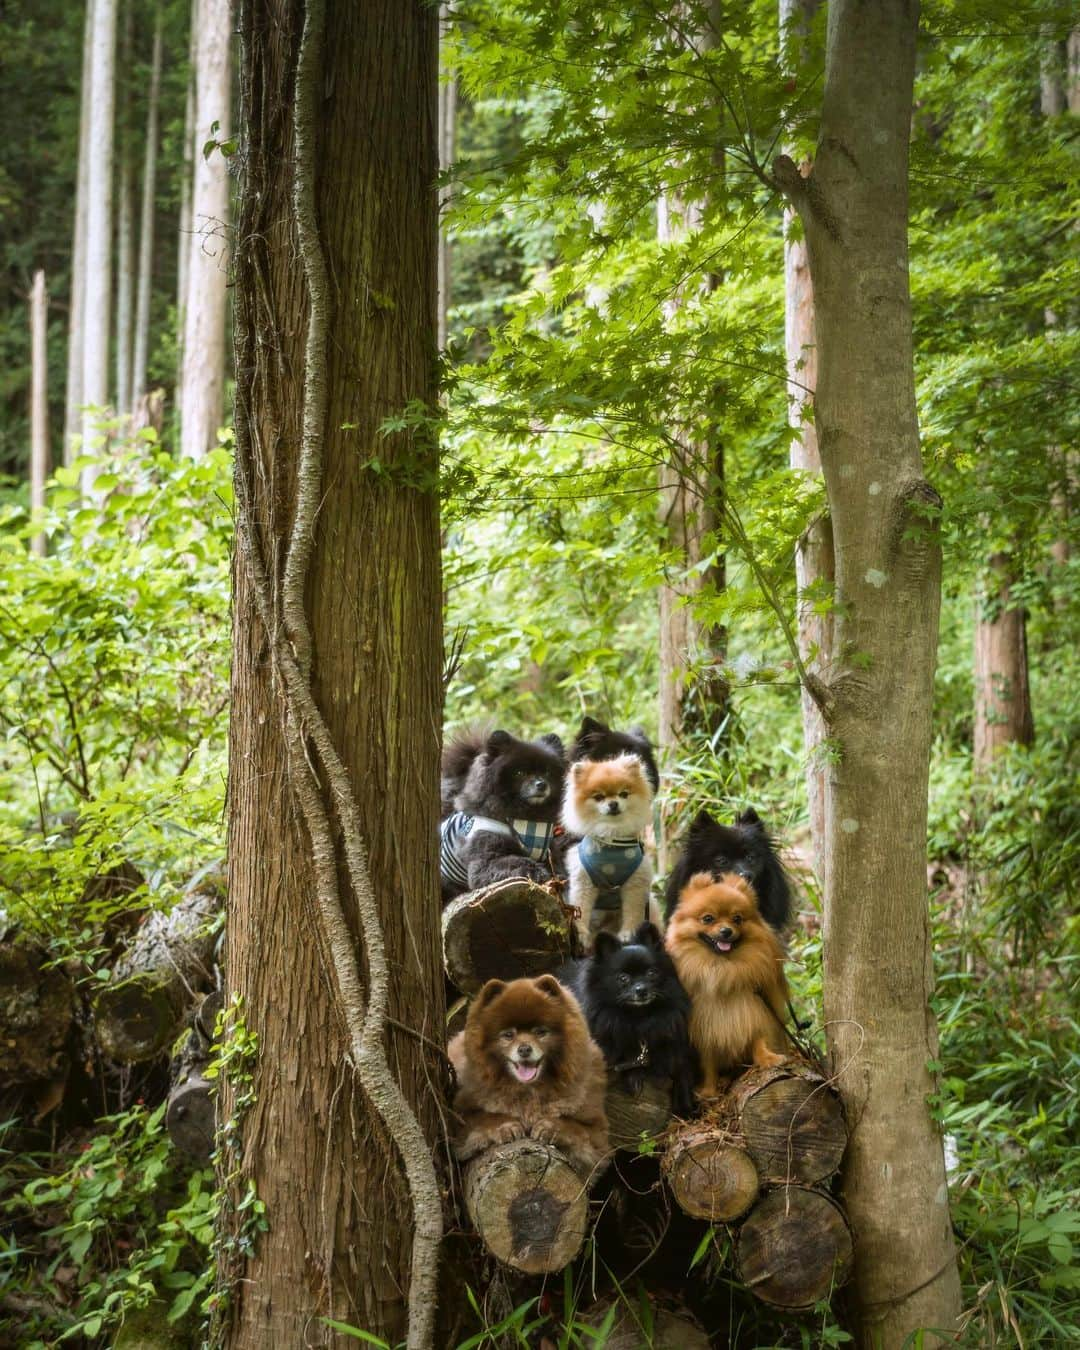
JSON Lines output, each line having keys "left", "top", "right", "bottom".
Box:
{"left": 440, "top": 811, "right": 555, "bottom": 892}
{"left": 578, "top": 835, "right": 646, "bottom": 910}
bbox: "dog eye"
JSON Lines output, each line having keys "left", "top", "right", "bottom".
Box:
{"left": 617, "top": 974, "right": 631, "bottom": 985}
{"left": 733, "top": 914, "right": 743, "bottom": 925}
{"left": 532, "top": 1027, "right": 549, "bottom": 1038}
{"left": 592, "top": 792, "right": 605, "bottom": 802}
{"left": 499, "top": 1029, "right": 515, "bottom": 1041}
{"left": 618, "top": 790, "right": 629, "bottom": 799}
{"left": 700, "top": 914, "right": 715, "bottom": 925}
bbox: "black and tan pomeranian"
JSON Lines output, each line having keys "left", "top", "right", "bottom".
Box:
{"left": 663, "top": 807, "right": 791, "bottom": 933}
{"left": 561, "top": 923, "right": 695, "bottom": 1117}
{"left": 439, "top": 728, "right": 566, "bottom": 900}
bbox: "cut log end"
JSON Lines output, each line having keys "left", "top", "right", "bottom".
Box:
{"left": 736, "top": 1185, "right": 853, "bottom": 1309}
{"left": 442, "top": 881, "right": 574, "bottom": 994}
{"left": 166, "top": 1074, "right": 216, "bottom": 1163}
{"left": 662, "top": 1121, "right": 760, "bottom": 1222}
{"left": 94, "top": 974, "right": 182, "bottom": 1063}
{"left": 461, "top": 1138, "right": 589, "bottom": 1274}
{"left": 734, "top": 1061, "right": 847, "bottom": 1186}
{"left": 604, "top": 1076, "right": 673, "bottom": 1152}
{"left": 0, "top": 941, "right": 74, "bottom": 1085}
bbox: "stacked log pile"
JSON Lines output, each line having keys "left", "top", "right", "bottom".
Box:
{"left": 444, "top": 880, "right": 853, "bottom": 1324}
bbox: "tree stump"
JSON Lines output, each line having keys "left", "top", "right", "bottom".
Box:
{"left": 604, "top": 1076, "right": 672, "bottom": 1152}
{"left": 442, "top": 880, "right": 575, "bottom": 994}
{"left": 661, "top": 1118, "right": 760, "bottom": 1222}
{"left": 726, "top": 1060, "right": 847, "bottom": 1186}
{"left": 736, "top": 1185, "right": 853, "bottom": 1309}
{"left": 461, "top": 1138, "right": 589, "bottom": 1274}
{"left": 0, "top": 935, "right": 74, "bottom": 1085}
{"left": 93, "top": 889, "right": 218, "bottom": 1063}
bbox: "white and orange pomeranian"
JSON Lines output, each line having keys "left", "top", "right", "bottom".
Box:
{"left": 562, "top": 753, "right": 654, "bottom": 946}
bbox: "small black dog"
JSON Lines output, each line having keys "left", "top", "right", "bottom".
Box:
{"left": 570, "top": 716, "right": 660, "bottom": 794}
{"left": 662, "top": 807, "right": 791, "bottom": 933}
{"left": 439, "top": 728, "right": 566, "bottom": 900}
{"left": 560, "top": 923, "right": 695, "bottom": 1117}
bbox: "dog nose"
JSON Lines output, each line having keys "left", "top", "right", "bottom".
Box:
{"left": 632, "top": 982, "right": 650, "bottom": 1000}
{"left": 516, "top": 1045, "right": 535, "bottom": 1061}
{"left": 603, "top": 800, "right": 620, "bottom": 814}
{"left": 717, "top": 926, "right": 734, "bottom": 941}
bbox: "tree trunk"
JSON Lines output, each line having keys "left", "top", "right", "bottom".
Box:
{"left": 772, "top": 2, "right": 962, "bottom": 1343}
{"left": 64, "top": 0, "right": 95, "bottom": 468}
{"left": 114, "top": 0, "right": 135, "bottom": 417}
{"left": 656, "top": 6, "right": 726, "bottom": 876}
{"left": 176, "top": 2, "right": 197, "bottom": 412}
{"left": 30, "top": 270, "right": 49, "bottom": 558}
{"left": 781, "top": 0, "right": 831, "bottom": 869}
{"left": 132, "top": 15, "right": 163, "bottom": 412}
{"left": 225, "top": 3, "right": 443, "bottom": 1347}
{"left": 180, "top": 0, "right": 231, "bottom": 460}
{"left": 80, "top": 0, "right": 118, "bottom": 496}
{"left": 973, "top": 556, "right": 1034, "bottom": 771}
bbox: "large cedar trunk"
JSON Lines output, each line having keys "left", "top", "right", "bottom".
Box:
{"left": 774, "top": 2, "right": 962, "bottom": 1343}
{"left": 224, "top": 3, "right": 444, "bottom": 1347}
{"left": 973, "top": 555, "right": 1034, "bottom": 773}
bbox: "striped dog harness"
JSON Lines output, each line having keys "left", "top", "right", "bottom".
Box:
{"left": 578, "top": 834, "right": 646, "bottom": 910}
{"left": 440, "top": 812, "right": 555, "bottom": 891}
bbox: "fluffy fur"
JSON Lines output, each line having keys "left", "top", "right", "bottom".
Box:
{"left": 560, "top": 923, "right": 695, "bottom": 1117}
{"left": 570, "top": 716, "right": 660, "bottom": 793}
{"left": 665, "top": 873, "right": 789, "bottom": 1097}
{"left": 439, "top": 728, "right": 566, "bottom": 899}
{"left": 663, "top": 808, "right": 791, "bottom": 933}
{"left": 448, "top": 975, "right": 609, "bottom": 1174}
{"left": 563, "top": 754, "right": 653, "bottom": 942}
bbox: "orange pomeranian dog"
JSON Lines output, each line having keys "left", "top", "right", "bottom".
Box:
{"left": 664, "top": 873, "right": 789, "bottom": 1097}
{"left": 448, "top": 975, "right": 609, "bottom": 1175}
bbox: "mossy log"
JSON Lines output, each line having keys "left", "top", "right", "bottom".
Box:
{"left": 461, "top": 1138, "right": 590, "bottom": 1274}
{"left": 579, "top": 1297, "right": 710, "bottom": 1348}
{"left": 661, "top": 1117, "right": 760, "bottom": 1222}
{"left": 442, "top": 880, "right": 575, "bottom": 994}
{"left": 604, "top": 1075, "right": 672, "bottom": 1152}
{"left": 724, "top": 1059, "right": 847, "bottom": 1186}
{"left": 166, "top": 992, "right": 221, "bottom": 1163}
{"left": 0, "top": 934, "right": 74, "bottom": 1085}
{"left": 736, "top": 1185, "right": 853, "bottom": 1309}
{"left": 93, "top": 889, "right": 218, "bottom": 1063}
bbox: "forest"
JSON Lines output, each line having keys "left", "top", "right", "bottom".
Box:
{"left": 0, "top": 0, "right": 1078, "bottom": 1347}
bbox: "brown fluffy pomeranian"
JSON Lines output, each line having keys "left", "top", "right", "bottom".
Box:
{"left": 448, "top": 975, "right": 609, "bottom": 1175}
{"left": 664, "top": 873, "right": 789, "bottom": 1096}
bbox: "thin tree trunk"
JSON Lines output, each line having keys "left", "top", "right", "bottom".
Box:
{"left": 64, "top": 0, "right": 95, "bottom": 467}
{"left": 180, "top": 0, "right": 231, "bottom": 460}
{"left": 772, "top": 1, "right": 961, "bottom": 1343}
{"left": 973, "top": 558, "right": 1034, "bottom": 771}
{"left": 437, "top": 3, "right": 456, "bottom": 351}
{"left": 115, "top": 10, "right": 135, "bottom": 424}
{"left": 81, "top": 0, "right": 119, "bottom": 497}
{"left": 30, "top": 270, "right": 49, "bottom": 557}
{"left": 655, "top": 6, "right": 726, "bottom": 876}
{"left": 132, "top": 15, "right": 163, "bottom": 412}
{"left": 1068, "top": 27, "right": 1080, "bottom": 114}
{"left": 224, "top": 3, "right": 444, "bottom": 1348}
{"left": 176, "top": 2, "right": 196, "bottom": 412}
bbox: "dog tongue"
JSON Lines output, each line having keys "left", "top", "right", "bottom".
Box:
{"left": 512, "top": 1062, "right": 540, "bottom": 1083}
{"left": 715, "top": 940, "right": 733, "bottom": 952}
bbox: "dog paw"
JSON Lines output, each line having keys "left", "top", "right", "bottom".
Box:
{"left": 530, "top": 1119, "right": 568, "bottom": 1148}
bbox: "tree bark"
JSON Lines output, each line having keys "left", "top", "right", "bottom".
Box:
{"left": 0, "top": 933, "right": 74, "bottom": 1086}
{"left": 225, "top": 3, "right": 443, "bottom": 1347}
{"left": 80, "top": 0, "right": 118, "bottom": 497}
{"left": 176, "top": 2, "right": 197, "bottom": 412}
{"left": 114, "top": 0, "right": 136, "bottom": 417}
{"left": 64, "top": 0, "right": 94, "bottom": 468}
{"left": 437, "top": 3, "right": 456, "bottom": 351}
{"left": 180, "top": 0, "right": 231, "bottom": 460}
{"left": 781, "top": 0, "right": 831, "bottom": 869}
{"left": 30, "top": 270, "right": 49, "bottom": 557}
{"left": 132, "top": 15, "right": 163, "bottom": 412}
{"left": 773, "top": 2, "right": 962, "bottom": 1342}
{"left": 973, "top": 556, "right": 1034, "bottom": 772}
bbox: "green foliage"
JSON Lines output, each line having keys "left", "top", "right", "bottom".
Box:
{"left": 1, "top": 1105, "right": 215, "bottom": 1346}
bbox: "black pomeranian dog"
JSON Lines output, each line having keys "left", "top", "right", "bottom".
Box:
{"left": 570, "top": 716, "right": 660, "bottom": 794}
{"left": 662, "top": 807, "right": 791, "bottom": 933}
{"left": 439, "top": 728, "right": 566, "bottom": 900}
{"left": 560, "top": 923, "right": 695, "bottom": 1117}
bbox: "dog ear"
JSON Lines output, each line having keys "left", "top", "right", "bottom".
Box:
{"left": 533, "top": 974, "right": 564, "bottom": 1001}
{"left": 736, "top": 807, "right": 764, "bottom": 831}
{"left": 579, "top": 715, "right": 607, "bottom": 738}
{"left": 633, "top": 921, "right": 663, "bottom": 949}
{"left": 536, "top": 732, "right": 565, "bottom": 762}
{"left": 684, "top": 872, "right": 715, "bottom": 893}
{"left": 687, "top": 808, "right": 718, "bottom": 841}
{"left": 593, "top": 931, "right": 621, "bottom": 961}
{"left": 486, "top": 730, "right": 513, "bottom": 753}
{"left": 570, "top": 761, "right": 589, "bottom": 780}
{"left": 629, "top": 725, "right": 652, "bottom": 745}
{"left": 475, "top": 979, "right": 506, "bottom": 1009}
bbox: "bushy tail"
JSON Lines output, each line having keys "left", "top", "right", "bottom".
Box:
{"left": 440, "top": 725, "right": 492, "bottom": 817}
